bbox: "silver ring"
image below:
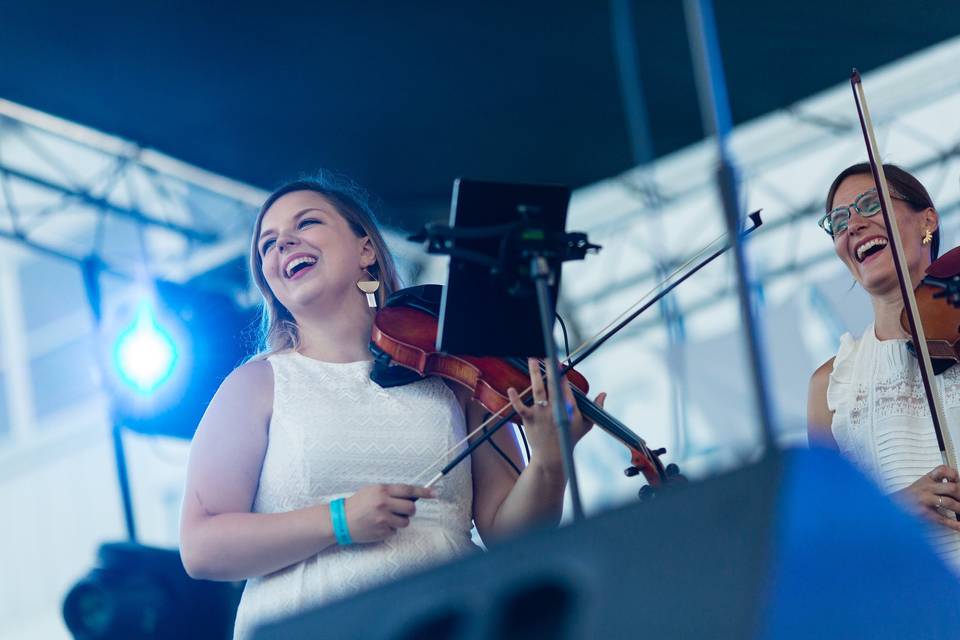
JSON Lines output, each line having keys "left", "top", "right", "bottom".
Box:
{"left": 536, "top": 400, "right": 548, "bottom": 407}
{"left": 939, "top": 495, "right": 944, "bottom": 509}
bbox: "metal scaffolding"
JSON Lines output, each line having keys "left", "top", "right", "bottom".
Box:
{"left": 0, "top": 98, "right": 265, "bottom": 282}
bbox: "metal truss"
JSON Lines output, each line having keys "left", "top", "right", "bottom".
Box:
{"left": 0, "top": 98, "right": 265, "bottom": 286}
{"left": 0, "top": 98, "right": 437, "bottom": 294}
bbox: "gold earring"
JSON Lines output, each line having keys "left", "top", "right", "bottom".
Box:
{"left": 356, "top": 269, "right": 380, "bottom": 308}
{"left": 922, "top": 229, "right": 933, "bottom": 246}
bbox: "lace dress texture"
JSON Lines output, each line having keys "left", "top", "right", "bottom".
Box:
{"left": 828, "top": 323, "right": 960, "bottom": 571}
{"left": 232, "top": 352, "right": 476, "bottom": 639}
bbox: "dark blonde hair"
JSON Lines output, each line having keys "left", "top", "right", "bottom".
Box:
{"left": 826, "top": 162, "right": 940, "bottom": 260}
{"left": 249, "top": 176, "right": 402, "bottom": 356}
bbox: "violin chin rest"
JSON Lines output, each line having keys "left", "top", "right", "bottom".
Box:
{"left": 926, "top": 246, "right": 960, "bottom": 278}
{"left": 368, "top": 343, "right": 427, "bottom": 388}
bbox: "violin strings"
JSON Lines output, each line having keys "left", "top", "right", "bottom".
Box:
{"left": 411, "top": 229, "right": 731, "bottom": 485}
{"left": 413, "top": 361, "right": 568, "bottom": 486}
{"left": 409, "top": 382, "right": 537, "bottom": 486}
{"left": 412, "top": 358, "right": 577, "bottom": 486}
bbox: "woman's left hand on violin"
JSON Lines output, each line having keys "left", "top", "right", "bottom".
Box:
{"left": 506, "top": 358, "right": 607, "bottom": 472}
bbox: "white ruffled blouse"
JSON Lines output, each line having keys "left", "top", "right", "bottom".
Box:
{"left": 828, "top": 323, "right": 960, "bottom": 571}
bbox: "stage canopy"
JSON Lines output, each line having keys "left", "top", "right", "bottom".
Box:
{"left": 0, "top": 2, "right": 957, "bottom": 228}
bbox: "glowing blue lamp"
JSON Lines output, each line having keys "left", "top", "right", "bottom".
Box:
{"left": 112, "top": 302, "right": 178, "bottom": 394}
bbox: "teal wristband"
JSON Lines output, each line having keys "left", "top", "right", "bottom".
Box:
{"left": 330, "top": 497, "right": 353, "bottom": 546}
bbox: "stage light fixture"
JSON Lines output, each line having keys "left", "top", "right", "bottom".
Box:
{"left": 63, "top": 543, "right": 241, "bottom": 640}
{"left": 112, "top": 302, "right": 178, "bottom": 394}
{"left": 100, "top": 279, "right": 253, "bottom": 440}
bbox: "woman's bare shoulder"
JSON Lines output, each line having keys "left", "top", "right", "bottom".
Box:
{"left": 189, "top": 358, "right": 274, "bottom": 467}
{"left": 184, "top": 358, "right": 275, "bottom": 525}
{"left": 810, "top": 357, "right": 836, "bottom": 386}
{"left": 230, "top": 357, "right": 273, "bottom": 384}
{"left": 808, "top": 357, "right": 838, "bottom": 448}
{"left": 212, "top": 358, "right": 274, "bottom": 418}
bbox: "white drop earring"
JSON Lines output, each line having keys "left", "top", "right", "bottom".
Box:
{"left": 356, "top": 269, "right": 380, "bottom": 308}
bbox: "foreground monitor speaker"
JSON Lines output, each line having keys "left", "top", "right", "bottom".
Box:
{"left": 254, "top": 449, "right": 960, "bottom": 640}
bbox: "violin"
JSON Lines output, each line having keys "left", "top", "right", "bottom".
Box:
{"left": 368, "top": 284, "right": 678, "bottom": 489}
{"left": 902, "top": 245, "right": 960, "bottom": 373}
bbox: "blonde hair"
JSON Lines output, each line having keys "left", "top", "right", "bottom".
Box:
{"left": 249, "top": 176, "right": 402, "bottom": 357}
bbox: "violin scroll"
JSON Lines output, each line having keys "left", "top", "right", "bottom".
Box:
{"left": 629, "top": 447, "right": 686, "bottom": 501}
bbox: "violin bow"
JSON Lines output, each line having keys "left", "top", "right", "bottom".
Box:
{"left": 409, "top": 211, "right": 764, "bottom": 488}
{"left": 851, "top": 69, "right": 958, "bottom": 474}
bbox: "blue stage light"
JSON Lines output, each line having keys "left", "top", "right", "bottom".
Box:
{"left": 112, "top": 302, "right": 178, "bottom": 394}
{"left": 101, "top": 279, "right": 251, "bottom": 438}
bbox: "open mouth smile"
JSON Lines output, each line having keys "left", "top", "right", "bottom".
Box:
{"left": 854, "top": 236, "right": 888, "bottom": 263}
{"left": 283, "top": 253, "right": 318, "bottom": 279}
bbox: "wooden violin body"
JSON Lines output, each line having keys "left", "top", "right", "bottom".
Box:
{"left": 901, "top": 246, "right": 960, "bottom": 370}
{"left": 370, "top": 299, "right": 675, "bottom": 488}
{"left": 372, "top": 305, "right": 591, "bottom": 419}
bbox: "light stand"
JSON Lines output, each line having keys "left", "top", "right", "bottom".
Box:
{"left": 81, "top": 256, "right": 138, "bottom": 542}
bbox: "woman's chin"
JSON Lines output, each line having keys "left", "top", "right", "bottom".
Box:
{"left": 853, "top": 252, "right": 894, "bottom": 286}
{"left": 857, "top": 267, "right": 901, "bottom": 295}
{"left": 279, "top": 285, "right": 327, "bottom": 315}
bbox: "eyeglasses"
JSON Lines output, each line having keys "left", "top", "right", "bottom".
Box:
{"left": 818, "top": 187, "right": 908, "bottom": 237}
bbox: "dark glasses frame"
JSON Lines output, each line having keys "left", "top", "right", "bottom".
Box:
{"left": 818, "top": 187, "right": 908, "bottom": 238}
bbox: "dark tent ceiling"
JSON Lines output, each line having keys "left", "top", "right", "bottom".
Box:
{"left": 1, "top": 1, "right": 957, "bottom": 229}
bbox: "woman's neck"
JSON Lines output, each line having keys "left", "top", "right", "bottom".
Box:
{"left": 293, "top": 296, "right": 375, "bottom": 363}
{"left": 872, "top": 289, "right": 908, "bottom": 341}
{"left": 871, "top": 259, "right": 930, "bottom": 341}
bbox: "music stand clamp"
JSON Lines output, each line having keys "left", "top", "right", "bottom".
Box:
{"left": 410, "top": 179, "right": 600, "bottom": 522}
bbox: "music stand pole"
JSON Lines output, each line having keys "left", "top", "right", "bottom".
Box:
{"left": 531, "top": 255, "right": 585, "bottom": 522}
{"left": 683, "top": 0, "right": 777, "bottom": 451}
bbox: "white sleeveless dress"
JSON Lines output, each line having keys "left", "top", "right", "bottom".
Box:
{"left": 232, "top": 352, "right": 476, "bottom": 639}
{"left": 828, "top": 323, "right": 960, "bottom": 571}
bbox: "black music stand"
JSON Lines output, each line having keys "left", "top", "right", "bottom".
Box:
{"left": 415, "top": 178, "right": 599, "bottom": 520}
{"left": 437, "top": 179, "right": 569, "bottom": 356}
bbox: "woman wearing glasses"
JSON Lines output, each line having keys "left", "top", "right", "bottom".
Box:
{"left": 808, "top": 162, "right": 960, "bottom": 569}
